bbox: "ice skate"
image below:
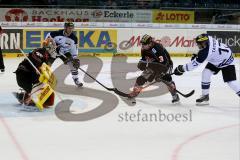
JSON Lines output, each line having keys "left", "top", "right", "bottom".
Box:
{"left": 13, "top": 91, "right": 36, "bottom": 106}
{"left": 73, "top": 78, "right": 83, "bottom": 87}
{"left": 13, "top": 91, "right": 25, "bottom": 104}
{"left": 196, "top": 94, "right": 209, "bottom": 106}
{"left": 172, "top": 94, "right": 180, "bottom": 104}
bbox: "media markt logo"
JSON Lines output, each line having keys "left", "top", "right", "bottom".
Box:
{"left": 5, "top": 9, "right": 28, "bottom": 22}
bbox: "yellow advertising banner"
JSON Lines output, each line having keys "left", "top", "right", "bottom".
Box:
{"left": 21, "top": 28, "right": 117, "bottom": 53}
{"left": 152, "top": 10, "right": 194, "bottom": 24}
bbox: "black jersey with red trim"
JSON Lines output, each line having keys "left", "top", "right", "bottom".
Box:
{"left": 141, "top": 42, "right": 173, "bottom": 66}
{"left": 18, "top": 48, "right": 50, "bottom": 73}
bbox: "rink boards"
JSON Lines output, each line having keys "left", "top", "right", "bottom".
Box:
{"left": 0, "top": 25, "right": 239, "bottom": 58}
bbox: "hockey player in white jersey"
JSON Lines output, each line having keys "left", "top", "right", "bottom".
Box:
{"left": 45, "top": 22, "right": 83, "bottom": 87}
{"left": 174, "top": 33, "right": 240, "bottom": 105}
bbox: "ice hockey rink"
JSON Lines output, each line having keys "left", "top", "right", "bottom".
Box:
{"left": 0, "top": 57, "right": 239, "bottom": 160}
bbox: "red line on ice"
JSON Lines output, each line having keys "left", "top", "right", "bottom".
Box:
{"left": 171, "top": 123, "right": 240, "bottom": 160}
{"left": 0, "top": 116, "right": 29, "bottom": 160}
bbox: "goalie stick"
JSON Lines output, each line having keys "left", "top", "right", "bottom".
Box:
{"left": 78, "top": 67, "right": 130, "bottom": 97}
{"left": 18, "top": 47, "right": 41, "bottom": 75}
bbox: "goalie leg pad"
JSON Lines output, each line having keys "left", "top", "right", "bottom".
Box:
{"left": 43, "top": 92, "right": 55, "bottom": 108}
{"left": 31, "top": 83, "right": 54, "bottom": 111}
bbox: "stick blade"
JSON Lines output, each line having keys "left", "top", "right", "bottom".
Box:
{"left": 180, "top": 90, "right": 195, "bottom": 98}
{"left": 186, "top": 90, "right": 195, "bottom": 97}
{"left": 113, "top": 88, "right": 130, "bottom": 98}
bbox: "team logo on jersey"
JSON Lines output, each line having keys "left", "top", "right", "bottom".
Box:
{"left": 152, "top": 48, "right": 157, "bottom": 54}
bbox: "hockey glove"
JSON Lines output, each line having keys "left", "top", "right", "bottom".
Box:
{"left": 129, "top": 86, "right": 143, "bottom": 98}
{"left": 137, "top": 60, "right": 147, "bottom": 71}
{"left": 191, "top": 53, "right": 198, "bottom": 61}
{"left": 59, "top": 52, "right": 72, "bottom": 64}
{"left": 174, "top": 65, "right": 185, "bottom": 76}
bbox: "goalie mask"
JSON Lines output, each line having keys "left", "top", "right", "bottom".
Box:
{"left": 42, "top": 38, "right": 57, "bottom": 58}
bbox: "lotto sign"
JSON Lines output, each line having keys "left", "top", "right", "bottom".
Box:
{"left": 152, "top": 10, "right": 194, "bottom": 24}
{"left": 22, "top": 29, "right": 117, "bottom": 53}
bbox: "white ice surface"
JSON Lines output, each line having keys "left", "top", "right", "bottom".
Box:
{"left": 0, "top": 57, "right": 239, "bottom": 160}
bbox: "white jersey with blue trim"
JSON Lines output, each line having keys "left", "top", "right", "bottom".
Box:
{"left": 183, "top": 36, "right": 234, "bottom": 71}
{"left": 206, "top": 36, "right": 234, "bottom": 68}
{"left": 45, "top": 30, "right": 78, "bottom": 58}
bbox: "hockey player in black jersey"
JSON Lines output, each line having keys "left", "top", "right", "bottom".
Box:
{"left": 45, "top": 22, "right": 83, "bottom": 87}
{"left": 14, "top": 39, "right": 56, "bottom": 106}
{"left": 129, "top": 34, "right": 180, "bottom": 103}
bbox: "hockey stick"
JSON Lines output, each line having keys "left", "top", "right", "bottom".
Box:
{"left": 18, "top": 47, "right": 41, "bottom": 75}
{"left": 78, "top": 67, "right": 130, "bottom": 97}
{"left": 138, "top": 73, "right": 194, "bottom": 98}
{"left": 140, "top": 80, "right": 194, "bottom": 98}
{"left": 160, "top": 77, "right": 195, "bottom": 98}
{"left": 176, "top": 89, "right": 195, "bottom": 98}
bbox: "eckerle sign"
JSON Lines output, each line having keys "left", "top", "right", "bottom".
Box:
{"left": 103, "top": 11, "right": 134, "bottom": 18}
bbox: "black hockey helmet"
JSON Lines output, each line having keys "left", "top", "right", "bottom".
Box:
{"left": 140, "top": 34, "right": 152, "bottom": 45}
{"left": 64, "top": 22, "right": 74, "bottom": 28}
{"left": 195, "top": 33, "right": 209, "bottom": 49}
{"left": 195, "top": 33, "right": 209, "bottom": 44}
